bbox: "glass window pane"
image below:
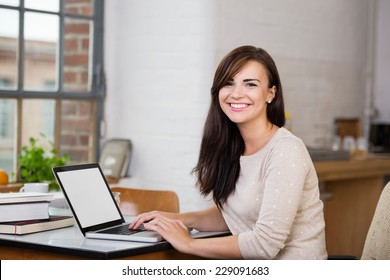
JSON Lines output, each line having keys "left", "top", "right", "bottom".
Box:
{"left": 21, "top": 99, "right": 55, "bottom": 148}
{"left": 0, "top": 8, "right": 19, "bottom": 90}
{"left": 24, "top": 12, "right": 59, "bottom": 91}
{"left": 0, "top": 0, "right": 19, "bottom": 7}
{"left": 63, "top": 17, "right": 92, "bottom": 92}
{"left": 60, "top": 100, "right": 94, "bottom": 162}
{"left": 25, "top": 0, "right": 59, "bottom": 12}
{"left": 0, "top": 99, "right": 16, "bottom": 176}
{"left": 64, "top": 0, "right": 94, "bottom": 16}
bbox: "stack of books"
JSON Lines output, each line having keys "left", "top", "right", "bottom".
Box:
{"left": 0, "top": 192, "right": 54, "bottom": 222}
{"left": 0, "top": 192, "right": 74, "bottom": 235}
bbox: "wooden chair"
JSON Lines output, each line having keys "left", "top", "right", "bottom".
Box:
{"left": 110, "top": 187, "right": 180, "bottom": 216}
{"left": 329, "top": 181, "right": 390, "bottom": 260}
{"left": 361, "top": 181, "right": 390, "bottom": 259}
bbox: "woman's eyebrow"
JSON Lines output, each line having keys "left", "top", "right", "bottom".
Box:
{"left": 243, "top": 78, "right": 260, "bottom": 83}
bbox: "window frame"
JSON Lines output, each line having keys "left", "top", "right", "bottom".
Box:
{"left": 0, "top": 0, "right": 105, "bottom": 177}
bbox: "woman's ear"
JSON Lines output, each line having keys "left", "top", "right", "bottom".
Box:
{"left": 267, "top": 86, "right": 276, "bottom": 102}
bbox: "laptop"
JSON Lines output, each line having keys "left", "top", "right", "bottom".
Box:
{"left": 52, "top": 163, "right": 163, "bottom": 243}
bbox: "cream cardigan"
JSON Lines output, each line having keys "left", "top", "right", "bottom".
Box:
{"left": 221, "top": 128, "right": 327, "bottom": 259}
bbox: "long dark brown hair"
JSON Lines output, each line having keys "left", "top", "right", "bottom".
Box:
{"left": 193, "top": 46, "right": 285, "bottom": 208}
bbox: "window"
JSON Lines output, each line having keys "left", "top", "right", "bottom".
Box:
{"left": 0, "top": 0, "right": 104, "bottom": 178}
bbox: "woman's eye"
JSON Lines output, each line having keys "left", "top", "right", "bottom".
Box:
{"left": 246, "top": 83, "right": 257, "bottom": 88}
{"left": 224, "top": 81, "right": 233, "bottom": 87}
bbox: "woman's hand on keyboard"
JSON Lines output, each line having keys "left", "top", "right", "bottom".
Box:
{"left": 143, "top": 215, "right": 192, "bottom": 253}
{"left": 129, "top": 211, "right": 179, "bottom": 231}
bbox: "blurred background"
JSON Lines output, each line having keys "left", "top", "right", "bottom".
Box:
{"left": 0, "top": 0, "right": 389, "bottom": 211}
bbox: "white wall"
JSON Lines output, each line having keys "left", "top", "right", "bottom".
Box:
{"left": 104, "top": 0, "right": 217, "bottom": 211}
{"left": 213, "top": 0, "right": 368, "bottom": 145}
{"left": 104, "top": 0, "right": 374, "bottom": 212}
{"left": 373, "top": 0, "right": 390, "bottom": 123}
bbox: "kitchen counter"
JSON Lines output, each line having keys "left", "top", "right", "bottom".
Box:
{"left": 314, "top": 155, "right": 390, "bottom": 257}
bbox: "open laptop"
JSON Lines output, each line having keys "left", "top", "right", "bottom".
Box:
{"left": 52, "top": 163, "right": 163, "bottom": 243}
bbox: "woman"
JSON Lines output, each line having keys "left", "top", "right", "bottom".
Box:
{"left": 130, "top": 46, "right": 327, "bottom": 260}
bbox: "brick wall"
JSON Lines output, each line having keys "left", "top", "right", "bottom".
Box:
{"left": 60, "top": 0, "right": 94, "bottom": 163}
{"left": 60, "top": 100, "right": 93, "bottom": 162}
{"left": 63, "top": 22, "right": 90, "bottom": 90}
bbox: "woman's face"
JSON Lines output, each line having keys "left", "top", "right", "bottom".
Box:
{"left": 218, "top": 60, "right": 276, "bottom": 128}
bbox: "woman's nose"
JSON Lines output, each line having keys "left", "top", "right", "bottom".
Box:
{"left": 230, "top": 86, "right": 244, "bottom": 98}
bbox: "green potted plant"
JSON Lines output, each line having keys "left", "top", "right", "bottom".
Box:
{"left": 16, "top": 134, "right": 71, "bottom": 191}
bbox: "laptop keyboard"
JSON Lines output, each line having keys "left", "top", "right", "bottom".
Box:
{"left": 98, "top": 223, "right": 146, "bottom": 235}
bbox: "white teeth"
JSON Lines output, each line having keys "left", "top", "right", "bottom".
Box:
{"left": 230, "top": 103, "right": 248, "bottom": 109}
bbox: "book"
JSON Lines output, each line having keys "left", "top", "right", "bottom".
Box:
{"left": 0, "top": 201, "right": 51, "bottom": 222}
{"left": 0, "top": 192, "right": 54, "bottom": 204}
{"left": 0, "top": 192, "right": 54, "bottom": 222}
{"left": 0, "top": 215, "right": 75, "bottom": 235}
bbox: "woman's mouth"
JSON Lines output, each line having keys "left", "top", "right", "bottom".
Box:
{"left": 230, "top": 103, "right": 249, "bottom": 110}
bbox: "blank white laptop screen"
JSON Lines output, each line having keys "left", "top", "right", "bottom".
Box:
{"left": 56, "top": 167, "right": 121, "bottom": 228}
{"left": 54, "top": 163, "right": 164, "bottom": 243}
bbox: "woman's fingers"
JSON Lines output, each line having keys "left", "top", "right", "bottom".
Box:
{"left": 129, "top": 211, "right": 158, "bottom": 229}
{"left": 129, "top": 211, "right": 179, "bottom": 230}
{"left": 144, "top": 216, "right": 169, "bottom": 231}
{"left": 144, "top": 216, "right": 188, "bottom": 236}
{"left": 143, "top": 217, "right": 192, "bottom": 253}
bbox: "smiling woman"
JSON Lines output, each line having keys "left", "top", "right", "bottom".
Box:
{"left": 130, "top": 46, "right": 327, "bottom": 260}
{"left": 218, "top": 60, "right": 276, "bottom": 130}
